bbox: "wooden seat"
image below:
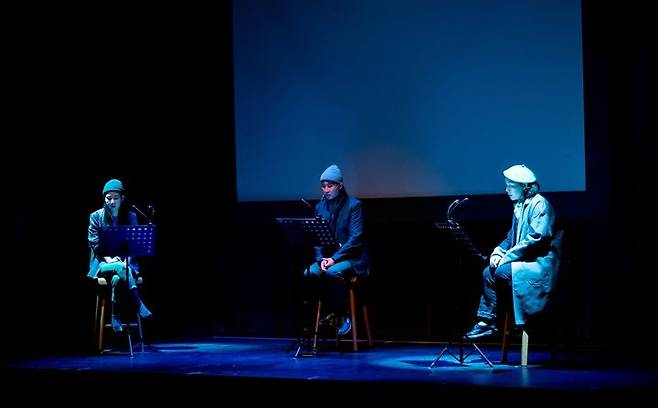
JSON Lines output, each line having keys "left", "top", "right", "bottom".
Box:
{"left": 93, "top": 277, "right": 144, "bottom": 355}
{"left": 313, "top": 275, "right": 373, "bottom": 352}
{"left": 500, "top": 311, "right": 529, "bottom": 366}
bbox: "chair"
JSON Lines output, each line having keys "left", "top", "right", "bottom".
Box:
{"left": 93, "top": 277, "right": 144, "bottom": 355}
{"left": 312, "top": 275, "right": 373, "bottom": 352}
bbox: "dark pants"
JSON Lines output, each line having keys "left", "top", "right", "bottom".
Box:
{"left": 303, "top": 260, "right": 354, "bottom": 316}
{"left": 98, "top": 262, "right": 137, "bottom": 302}
{"left": 98, "top": 262, "right": 144, "bottom": 315}
{"left": 476, "top": 263, "right": 512, "bottom": 323}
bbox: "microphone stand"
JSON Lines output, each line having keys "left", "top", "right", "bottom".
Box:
{"left": 431, "top": 196, "right": 493, "bottom": 367}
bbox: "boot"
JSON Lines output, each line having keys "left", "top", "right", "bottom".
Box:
{"left": 111, "top": 315, "right": 123, "bottom": 332}
{"left": 111, "top": 301, "right": 123, "bottom": 332}
{"left": 139, "top": 302, "right": 152, "bottom": 319}
{"left": 337, "top": 315, "right": 352, "bottom": 336}
{"left": 131, "top": 288, "right": 152, "bottom": 319}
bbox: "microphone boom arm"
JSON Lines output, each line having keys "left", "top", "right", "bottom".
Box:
{"left": 447, "top": 197, "right": 469, "bottom": 222}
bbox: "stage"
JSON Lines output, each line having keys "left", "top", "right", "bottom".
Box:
{"left": 4, "top": 337, "right": 657, "bottom": 402}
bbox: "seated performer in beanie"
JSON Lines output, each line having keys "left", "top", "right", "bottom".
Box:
{"left": 87, "top": 178, "right": 152, "bottom": 332}
{"left": 465, "top": 164, "right": 560, "bottom": 339}
{"left": 304, "top": 164, "right": 369, "bottom": 336}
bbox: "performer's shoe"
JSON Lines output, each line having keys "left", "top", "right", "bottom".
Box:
{"left": 139, "top": 303, "right": 153, "bottom": 319}
{"left": 337, "top": 316, "right": 352, "bottom": 336}
{"left": 464, "top": 321, "right": 497, "bottom": 340}
{"left": 111, "top": 315, "right": 123, "bottom": 333}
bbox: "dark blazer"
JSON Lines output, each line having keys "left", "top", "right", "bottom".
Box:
{"left": 314, "top": 193, "right": 369, "bottom": 276}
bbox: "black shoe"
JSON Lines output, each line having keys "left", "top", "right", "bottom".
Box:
{"left": 464, "top": 321, "right": 497, "bottom": 340}
{"left": 337, "top": 316, "right": 351, "bottom": 336}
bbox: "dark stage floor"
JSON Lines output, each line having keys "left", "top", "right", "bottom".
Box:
{"left": 4, "top": 337, "right": 657, "bottom": 402}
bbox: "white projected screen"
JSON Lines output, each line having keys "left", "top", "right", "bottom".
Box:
{"left": 234, "top": 0, "right": 585, "bottom": 201}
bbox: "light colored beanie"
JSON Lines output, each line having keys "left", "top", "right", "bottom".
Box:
{"left": 320, "top": 164, "right": 343, "bottom": 183}
{"left": 503, "top": 164, "right": 537, "bottom": 184}
{"left": 102, "top": 179, "right": 125, "bottom": 195}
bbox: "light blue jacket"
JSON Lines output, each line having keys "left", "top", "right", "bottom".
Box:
{"left": 492, "top": 194, "right": 562, "bottom": 325}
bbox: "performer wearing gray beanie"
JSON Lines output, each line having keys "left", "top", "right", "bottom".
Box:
{"left": 88, "top": 178, "right": 153, "bottom": 333}
{"left": 304, "top": 165, "right": 369, "bottom": 337}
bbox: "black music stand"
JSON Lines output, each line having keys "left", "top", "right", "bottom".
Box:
{"left": 98, "top": 224, "right": 156, "bottom": 357}
{"left": 430, "top": 220, "right": 493, "bottom": 368}
{"left": 276, "top": 217, "right": 336, "bottom": 248}
{"left": 276, "top": 217, "right": 337, "bottom": 357}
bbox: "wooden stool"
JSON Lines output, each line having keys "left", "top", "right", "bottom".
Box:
{"left": 500, "top": 311, "right": 529, "bottom": 366}
{"left": 94, "top": 277, "right": 144, "bottom": 355}
{"left": 313, "top": 276, "right": 373, "bottom": 351}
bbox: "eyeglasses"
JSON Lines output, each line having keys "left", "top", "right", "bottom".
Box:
{"left": 321, "top": 182, "right": 339, "bottom": 189}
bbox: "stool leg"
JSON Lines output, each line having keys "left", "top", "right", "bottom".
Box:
{"left": 349, "top": 287, "right": 358, "bottom": 351}
{"left": 501, "top": 312, "right": 513, "bottom": 363}
{"left": 137, "top": 313, "right": 144, "bottom": 352}
{"left": 312, "top": 300, "right": 322, "bottom": 352}
{"left": 98, "top": 298, "right": 106, "bottom": 354}
{"left": 127, "top": 330, "right": 133, "bottom": 357}
{"left": 94, "top": 294, "right": 100, "bottom": 334}
{"left": 521, "top": 329, "right": 529, "bottom": 366}
{"left": 362, "top": 304, "right": 373, "bottom": 347}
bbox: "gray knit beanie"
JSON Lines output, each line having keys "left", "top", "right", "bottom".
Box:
{"left": 102, "top": 179, "right": 125, "bottom": 195}
{"left": 320, "top": 164, "right": 343, "bottom": 184}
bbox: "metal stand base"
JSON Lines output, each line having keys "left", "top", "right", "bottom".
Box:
{"left": 288, "top": 327, "right": 318, "bottom": 358}
{"left": 430, "top": 339, "right": 494, "bottom": 368}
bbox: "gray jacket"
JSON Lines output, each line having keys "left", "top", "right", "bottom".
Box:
{"left": 492, "top": 194, "right": 562, "bottom": 325}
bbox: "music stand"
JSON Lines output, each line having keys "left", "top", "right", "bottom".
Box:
{"left": 430, "top": 220, "right": 493, "bottom": 368}
{"left": 276, "top": 217, "right": 337, "bottom": 247}
{"left": 276, "top": 217, "right": 337, "bottom": 357}
{"left": 98, "top": 224, "right": 156, "bottom": 357}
